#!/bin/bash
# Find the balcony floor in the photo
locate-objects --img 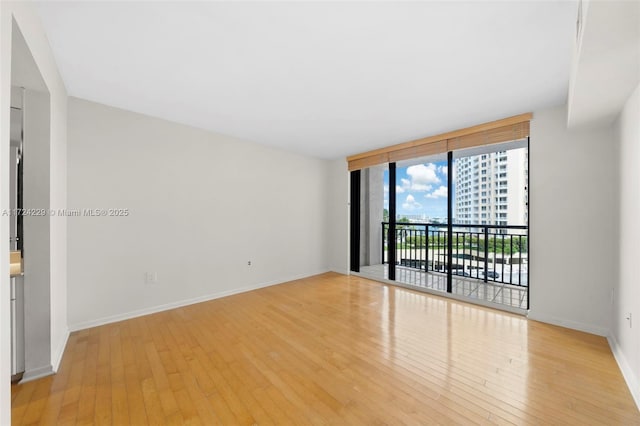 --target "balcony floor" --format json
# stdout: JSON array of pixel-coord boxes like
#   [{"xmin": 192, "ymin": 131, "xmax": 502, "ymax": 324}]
[{"xmin": 357, "ymin": 264, "xmax": 528, "ymax": 311}]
